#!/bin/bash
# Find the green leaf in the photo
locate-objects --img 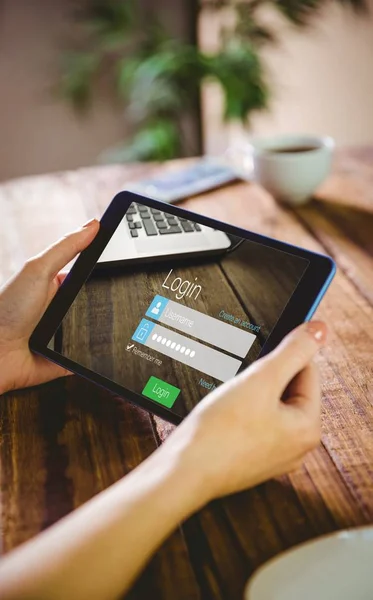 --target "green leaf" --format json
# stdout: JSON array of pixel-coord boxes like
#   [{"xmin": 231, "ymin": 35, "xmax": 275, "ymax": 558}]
[
  {"xmin": 118, "ymin": 44, "xmax": 205, "ymax": 122},
  {"xmin": 235, "ymin": 4, "xmax": 278, "ymax": 46},
  {"xmin": 274, "ymin": 0, "xmax": 325, "ymax": 26},
  {"xmin": 77, "ymin": 0, "xmax": 137, "ymax": 37},
  {"xmin": 58, "ymin": 52, "xmax": 101, "ymax": 109},
  {"xmin": 100, "ymin": 120, "xmax": 181, "ymax": 162},
  {"xmin": 273, "ymin": 0, "xmax": 367, "ymax": 25},
  {"xmin": 206, "ymin": 43, "xmax": 269, "ymax": 121},
  {"xmin": 117, "ymin": 56, "xmax": 143, "ymax": 99}
]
